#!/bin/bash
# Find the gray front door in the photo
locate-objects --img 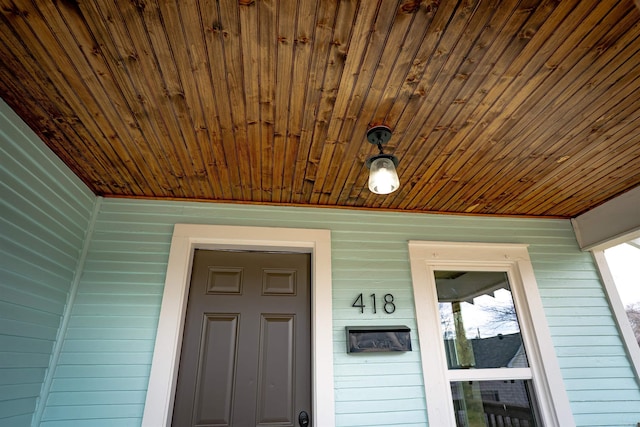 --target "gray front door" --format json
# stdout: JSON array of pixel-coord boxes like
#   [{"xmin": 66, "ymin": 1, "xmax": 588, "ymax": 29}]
[{"xmin": 172, "ymin": 250, "xmax": 311, "ymax": 427}]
